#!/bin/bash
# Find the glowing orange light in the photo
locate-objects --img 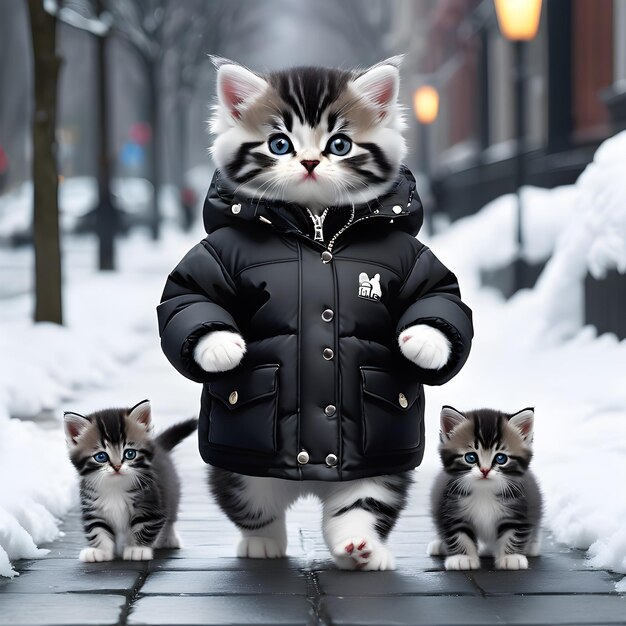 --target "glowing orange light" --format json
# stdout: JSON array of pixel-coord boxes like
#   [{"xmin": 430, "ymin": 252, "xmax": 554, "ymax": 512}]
[
  {"xmin": 413, "ymin": 86, "xmax": 439, "ymax": 125},
  {"xmin": 494, "ymin": 0, "xmax": 543, "ymax": 41}
]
